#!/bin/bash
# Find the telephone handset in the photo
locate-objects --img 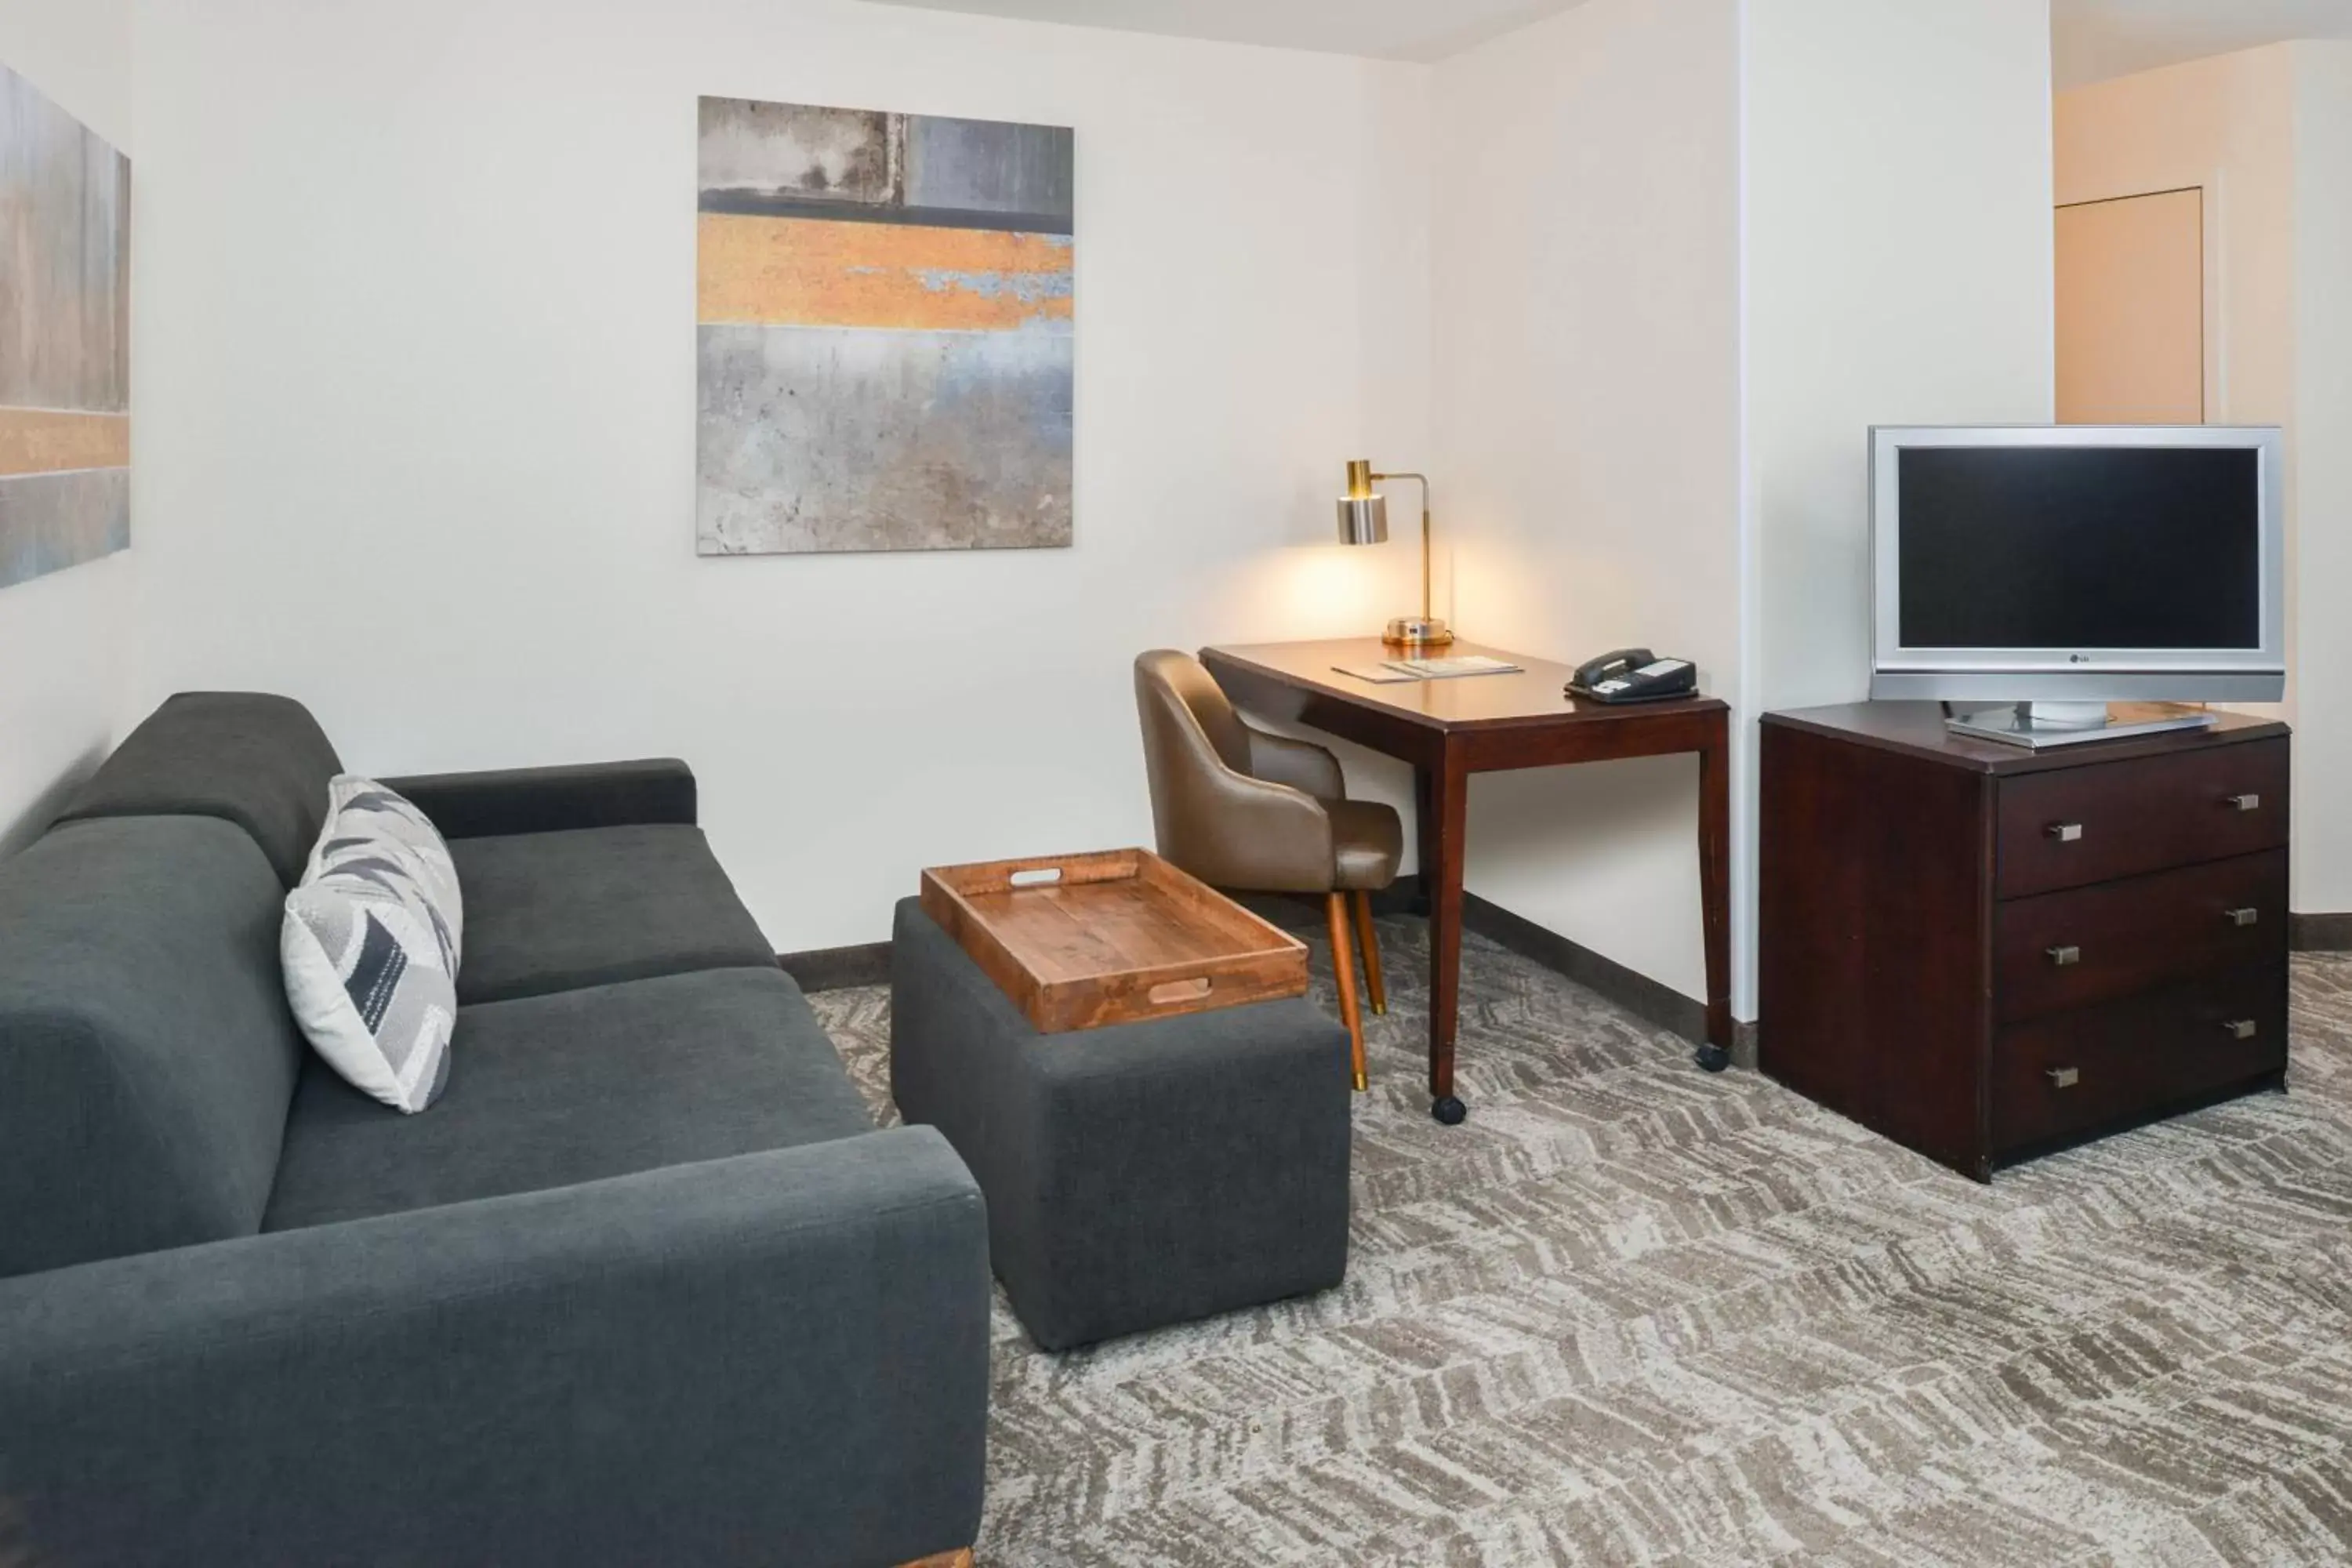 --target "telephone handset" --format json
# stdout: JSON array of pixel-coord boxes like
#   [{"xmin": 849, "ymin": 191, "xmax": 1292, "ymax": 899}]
[{"xmin": 1566, "ymin": 648, "xmax": 1699, "ymax": 704}]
